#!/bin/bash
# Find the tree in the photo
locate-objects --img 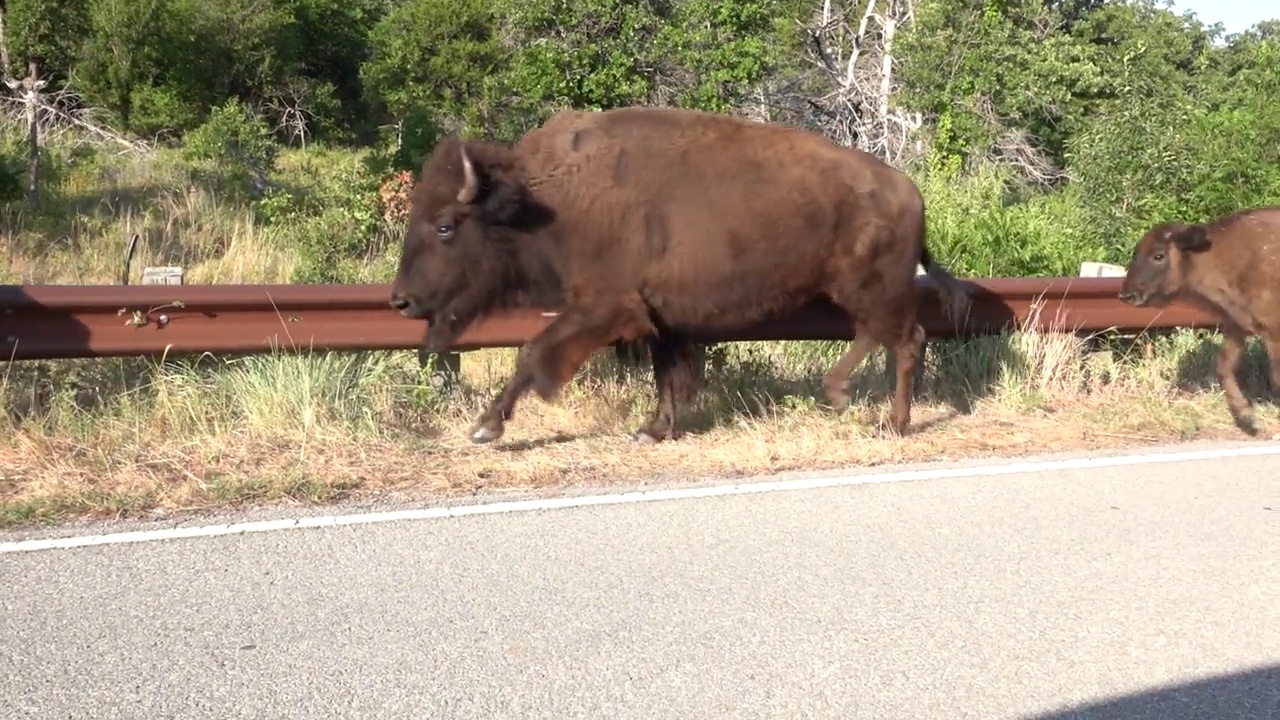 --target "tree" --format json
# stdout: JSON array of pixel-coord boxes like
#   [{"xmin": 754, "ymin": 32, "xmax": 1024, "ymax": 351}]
[
  {"xmin": 360, "ymin": 0, "xmax": 502, "ymax": 137},
  {"xmin": 76, "ymin": 0, "xmax": 170, "ymax": 132},
  {"xmin": 1065, "ymin": 32, "xmax": 1280, "ymax": 257},
  {"xmin": 3, "ymin": 0, "xmax": 89, "ymax": 84}
]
